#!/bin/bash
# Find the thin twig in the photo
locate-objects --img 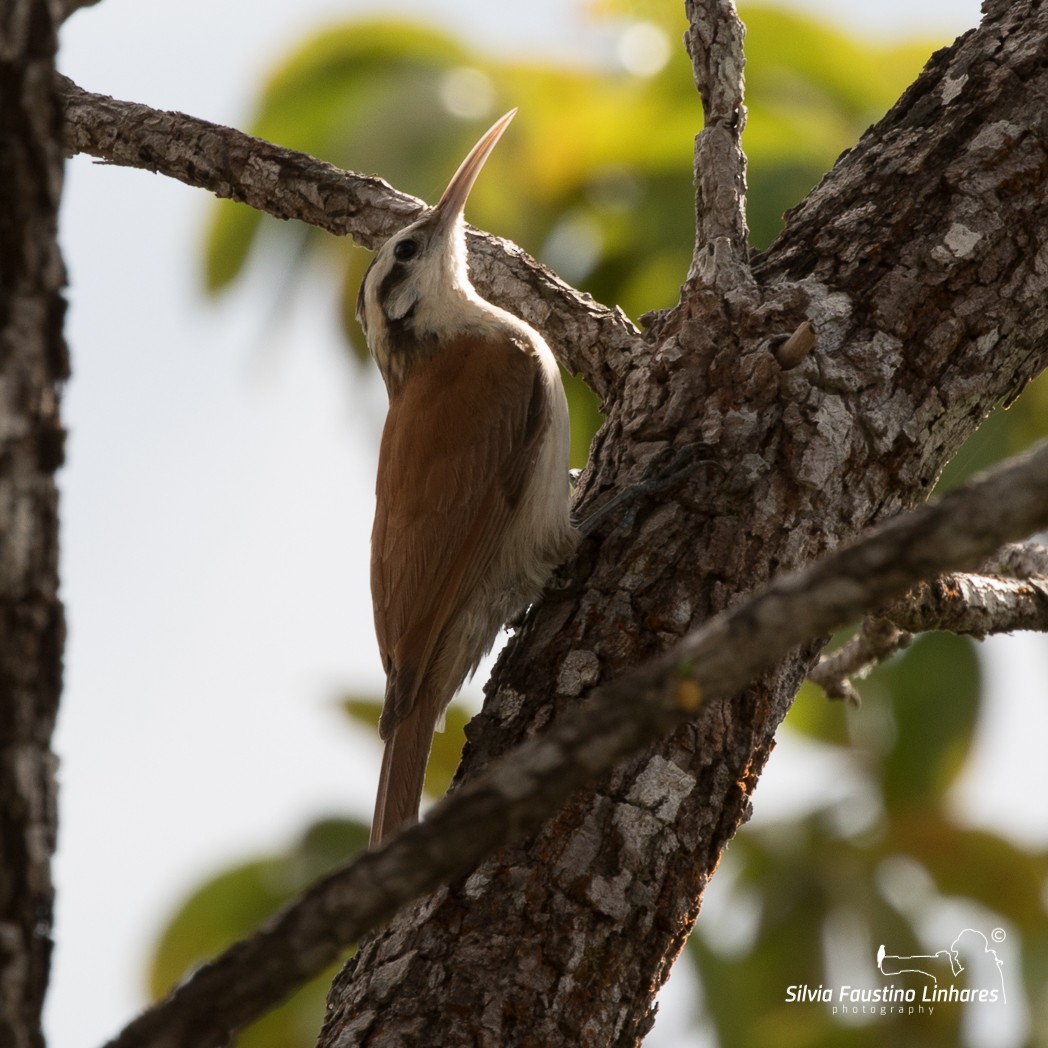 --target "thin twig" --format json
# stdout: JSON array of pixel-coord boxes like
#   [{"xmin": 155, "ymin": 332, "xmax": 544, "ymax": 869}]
[
  {"xmin": 810, "ymin": 567, "xmax": 1048, "ymax": 699},
  {"xmin": 683, "ymin": 0, "xmax": 751, "ymax": 284},
  {"xmin": 809, "ymin": 616, "xmax": 910, "ymax": 703}
]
